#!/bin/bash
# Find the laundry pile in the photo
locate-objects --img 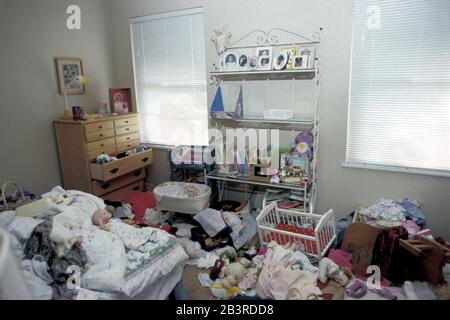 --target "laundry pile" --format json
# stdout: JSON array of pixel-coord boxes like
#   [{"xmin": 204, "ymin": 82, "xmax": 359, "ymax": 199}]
[{"xmin": 357, "ymin": 198, "xmax": 426, "ymax": 232}]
